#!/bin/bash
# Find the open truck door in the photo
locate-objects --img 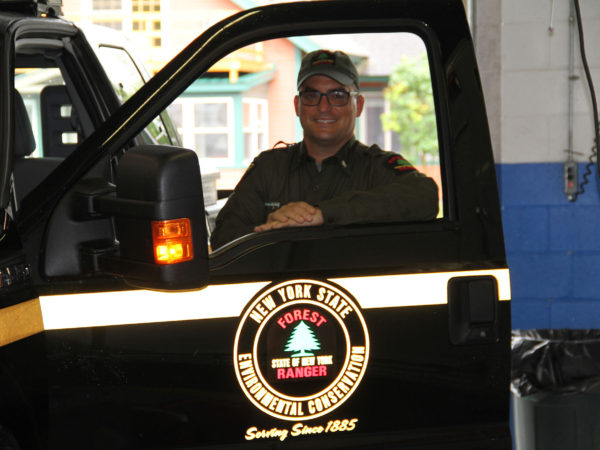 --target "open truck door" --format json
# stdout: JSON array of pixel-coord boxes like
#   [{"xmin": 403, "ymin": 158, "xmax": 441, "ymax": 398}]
[{"xmin": 0, "ymin": 1, "xmax": 511, "ymax": 448}]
